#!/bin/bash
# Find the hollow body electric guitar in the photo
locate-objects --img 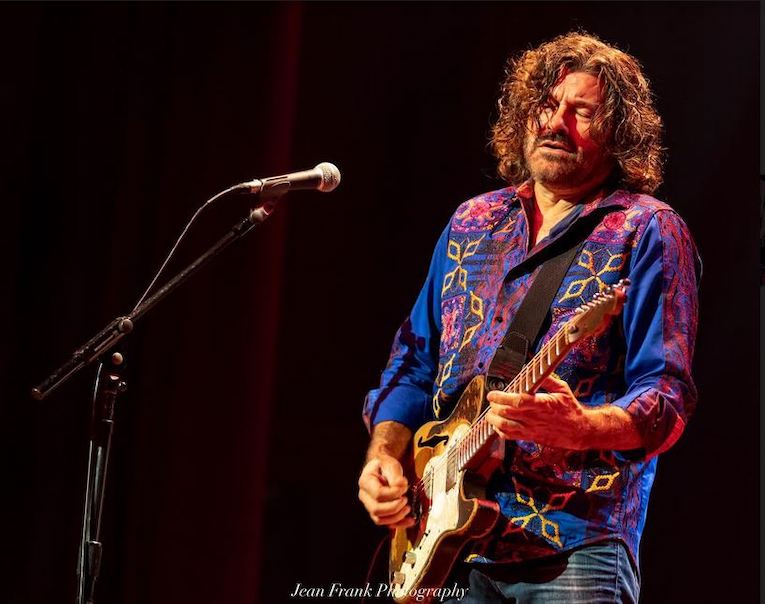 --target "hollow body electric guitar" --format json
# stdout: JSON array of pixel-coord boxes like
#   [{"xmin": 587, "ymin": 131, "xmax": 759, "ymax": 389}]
[{"xmin": 388, "ymin": 280, "xmax": 630, "ymax": 603}]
